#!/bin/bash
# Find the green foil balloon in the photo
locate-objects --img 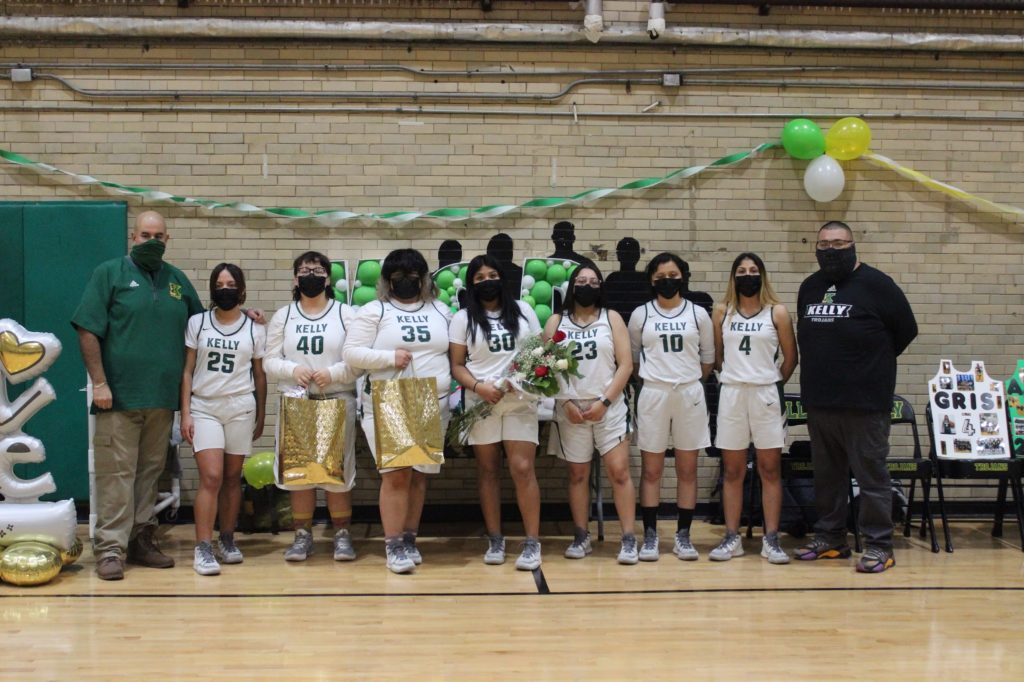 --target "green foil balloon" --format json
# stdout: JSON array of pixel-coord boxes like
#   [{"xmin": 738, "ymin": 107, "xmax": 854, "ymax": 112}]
[
  {"xmin": 330, "ymin": 262, "xmax": 345, "ymax": 284},
  {"xmin": 435, "ymin": 270, "xmax": 456, "ymax": 291},
  {"xmin": 534, "ymin": 304, "xmax": 552, "ymax": 326},
  {"xmin": 242, "ymin": 451, "xmax": 276, "ymax": 490},
  {"xmin": 546, "ymin": 264, "xmax": 568, "ymax": 286}
]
